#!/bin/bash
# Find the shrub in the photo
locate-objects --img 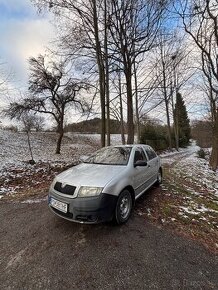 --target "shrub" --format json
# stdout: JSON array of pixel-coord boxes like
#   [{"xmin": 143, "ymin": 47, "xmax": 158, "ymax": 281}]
[
  {"xmin": 2, "ymin": 125, "xmax": 18, "ymax": 132},
  {"xmin": 197, "ymin": 148, "xmax": 206, "ymax": 159},
  {"xmin": 140, "ymin": 123, "xmax": 169, "ymax": 151}
]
